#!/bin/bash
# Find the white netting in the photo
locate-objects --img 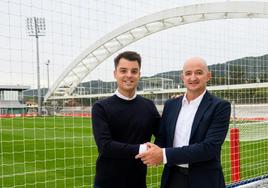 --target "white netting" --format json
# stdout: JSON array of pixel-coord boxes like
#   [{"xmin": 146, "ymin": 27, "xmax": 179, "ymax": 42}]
[{"xmin": 0, "ymin": 0, "xmax": 268, "ymax": 187}]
